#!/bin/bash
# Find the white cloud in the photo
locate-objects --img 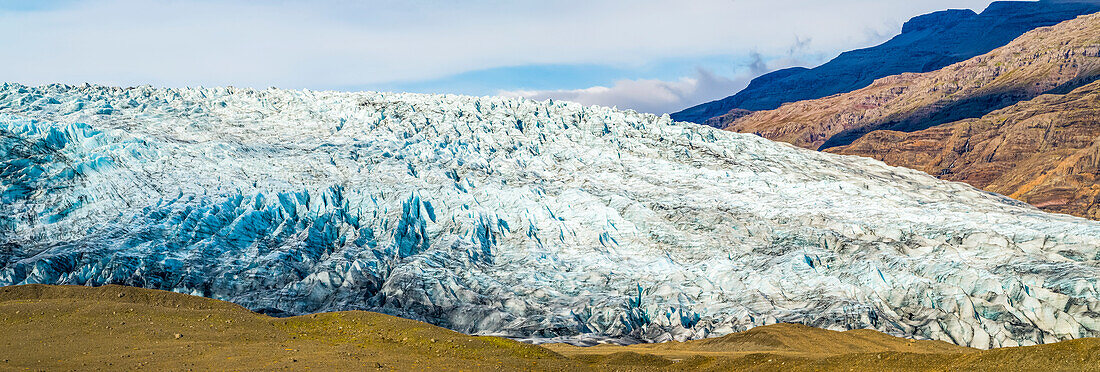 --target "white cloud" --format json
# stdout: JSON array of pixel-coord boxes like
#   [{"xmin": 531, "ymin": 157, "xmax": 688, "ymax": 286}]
[
  {"xmin": 0, "ymin": 0, "xmax": 996, "ymax": 90},
  {"xmin": 499, "ymin": 49, "xmax": 823, "ymax": 114},
  {"xmin": 499, "ymin": 69, "xmax": 737, "ymax": 114}
]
